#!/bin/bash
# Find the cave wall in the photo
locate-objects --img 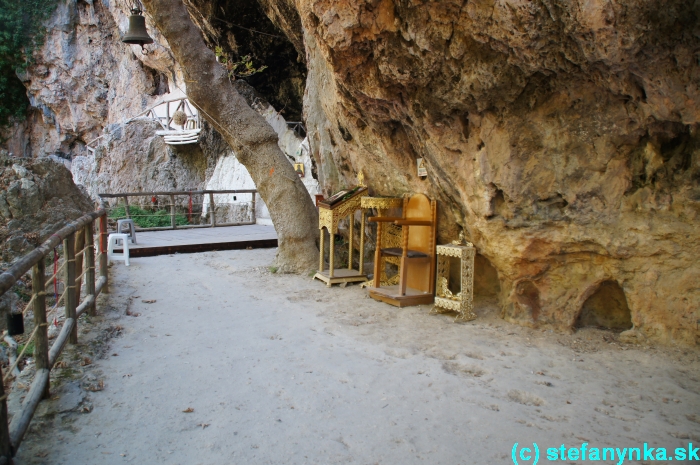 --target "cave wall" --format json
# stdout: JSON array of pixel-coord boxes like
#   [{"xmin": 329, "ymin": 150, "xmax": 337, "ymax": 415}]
[
  {"xmin": 183, "ymin": 0, "xmax": 308, "ymax": 121},
  {"xmin": 6, "ymin": 0, "xmax": 699, "ymax": 345},
  {"xmin": 272, "ymin": 0, "xmax": 700, "ymax": 345}
]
